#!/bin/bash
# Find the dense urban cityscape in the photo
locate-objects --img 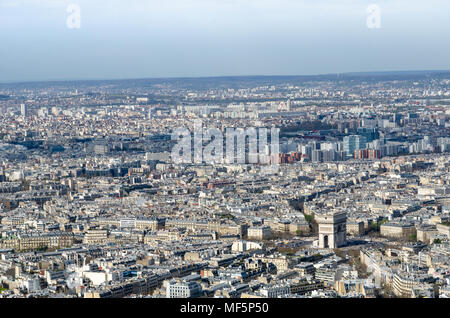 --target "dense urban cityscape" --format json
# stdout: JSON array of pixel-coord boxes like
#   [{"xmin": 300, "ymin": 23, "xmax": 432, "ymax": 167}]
[{"xmin": 0, "ymin": 71, "xmax": 449, "ymax": 299}]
